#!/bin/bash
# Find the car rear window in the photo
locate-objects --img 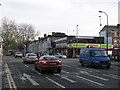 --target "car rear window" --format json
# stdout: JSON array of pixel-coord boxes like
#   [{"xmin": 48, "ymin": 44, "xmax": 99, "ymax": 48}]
[{"xmin": 44, "ymin": 57, "xmax": 58, "ymax": 61}]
